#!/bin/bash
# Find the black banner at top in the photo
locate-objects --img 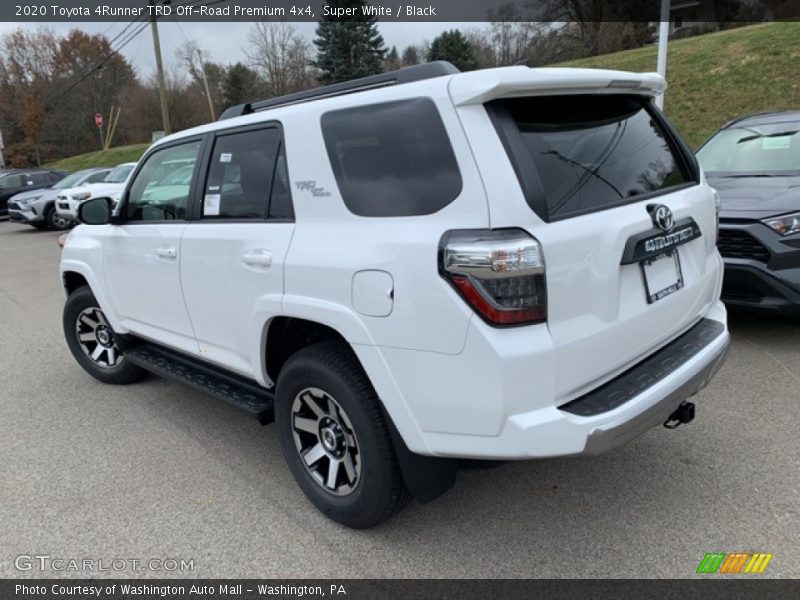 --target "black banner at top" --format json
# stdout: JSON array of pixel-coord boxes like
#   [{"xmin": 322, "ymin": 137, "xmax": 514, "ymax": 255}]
[{"xmin": 3, "ymin": 0, "xmax": 800, "ymax": 22}]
